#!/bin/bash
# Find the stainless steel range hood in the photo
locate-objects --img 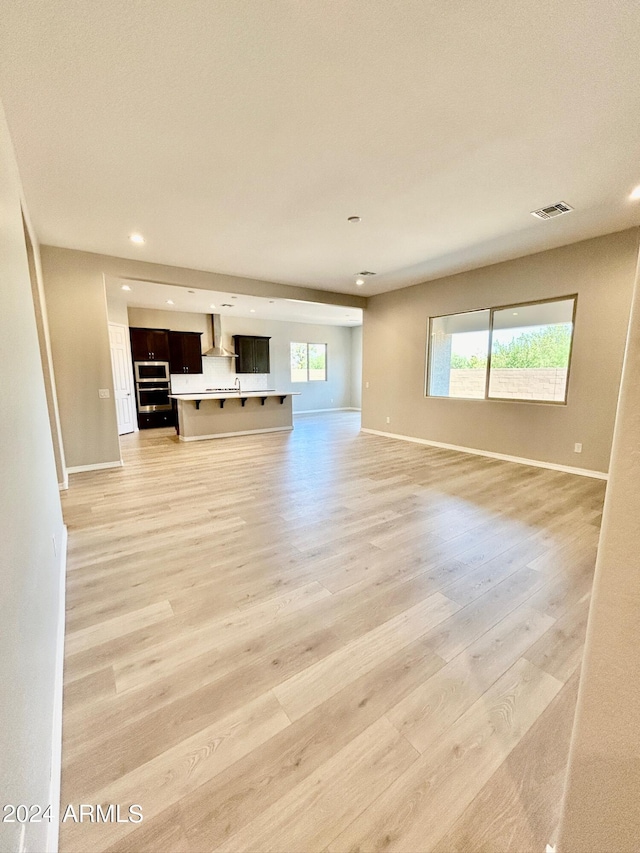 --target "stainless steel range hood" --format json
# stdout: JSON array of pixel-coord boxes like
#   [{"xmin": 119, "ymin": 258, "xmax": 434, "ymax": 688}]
[{"xmin": 203, "ymin": 314, "xmax": 237, "ymax": 358}]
